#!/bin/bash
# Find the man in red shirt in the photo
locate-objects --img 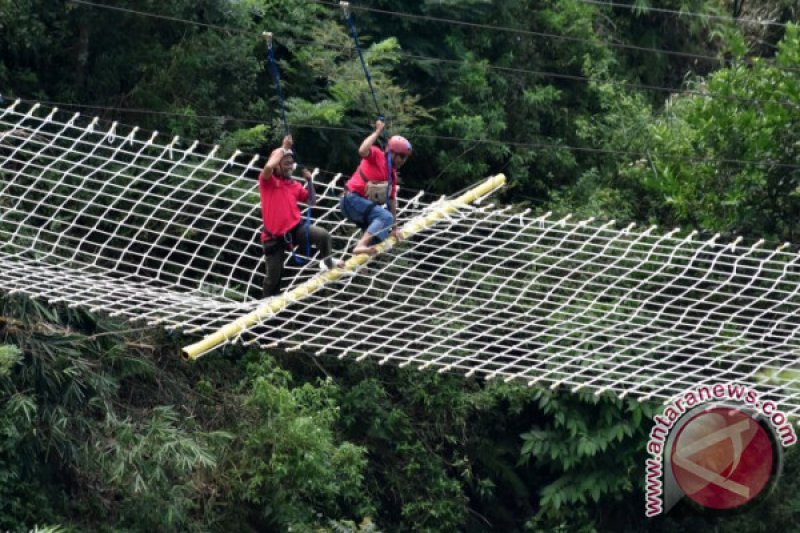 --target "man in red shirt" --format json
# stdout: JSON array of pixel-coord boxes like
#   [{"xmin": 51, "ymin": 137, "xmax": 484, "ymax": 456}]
[
  {"xmin": 260, "ymin": 135, "xmax": 340, "ymax": 296},
  {"xmin": 340, "ymin": 119, "xmax": 411, "ymax": 255}
]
